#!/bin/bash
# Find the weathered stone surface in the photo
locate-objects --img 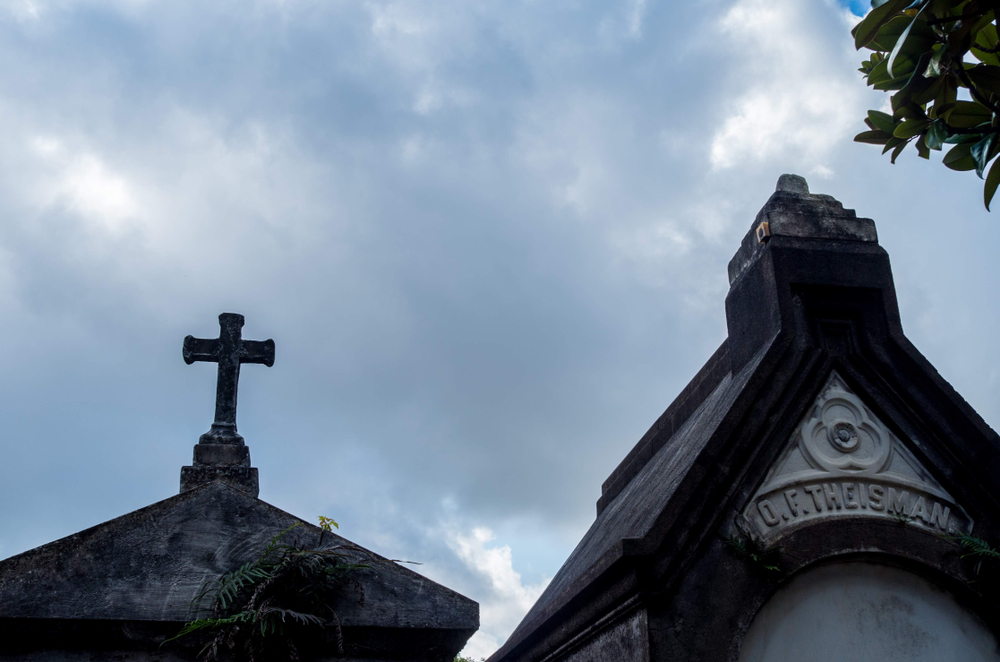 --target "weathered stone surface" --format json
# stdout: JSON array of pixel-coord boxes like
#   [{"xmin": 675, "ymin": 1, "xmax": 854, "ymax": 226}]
[
  {"xmin": 727, "ymin": 175, "xmax": 877, "ymax": 286},
  {"xmin": 490, "ymin": 176, "xmax": 1000, "ymax": 662},
  {"xmin": 561, "ymin": 609, "xmax": 648, "ymax": 662},
  {"xmin": 0, "ymin": 482, "xmax": 476, "ymax": 622},
  {"xmin": 0, "ymin": 468, "xmax": 477, "ymax": 659}
]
